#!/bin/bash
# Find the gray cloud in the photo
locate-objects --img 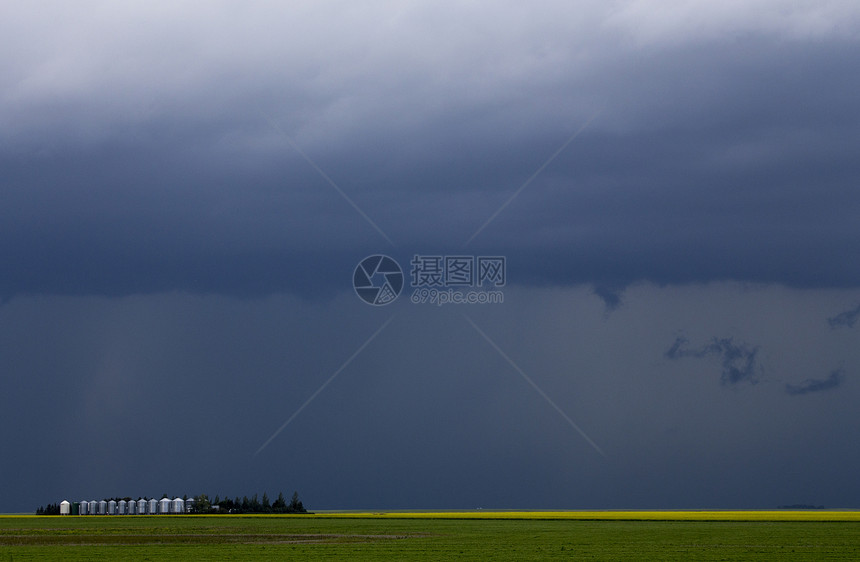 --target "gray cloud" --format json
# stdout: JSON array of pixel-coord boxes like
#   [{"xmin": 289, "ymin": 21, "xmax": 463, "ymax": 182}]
[
  {"xmin": 785, "ymin": 369, "xmax": 844, "ymax": 396},
  {"xmin": 1, "ymin": 4, "xmax": 860, "ymax": 300},
  {"xmin": 592, "ymin": 284, "xmax": 625, "ymax": 311},
  {"xmin": 3, "ymin": 1, "xmax": 860, "ymax": 515},
  {"xmin": 828, "ymin": 304, "xmax": 860, "ymax": 329},
  {"xmin": 665, "ymin": 336, "xmax": 760, "ymax": 385}
]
